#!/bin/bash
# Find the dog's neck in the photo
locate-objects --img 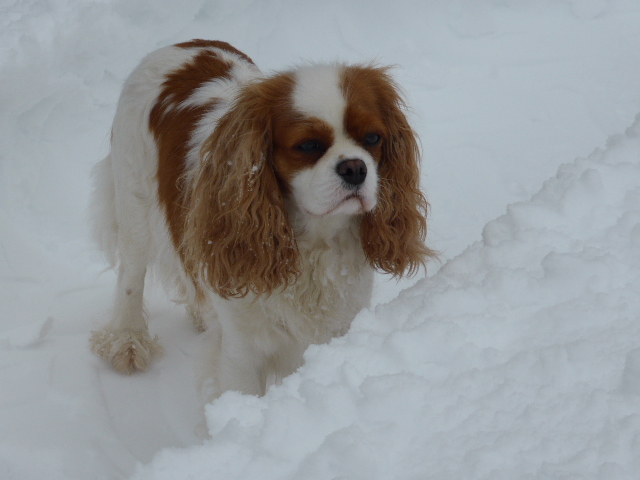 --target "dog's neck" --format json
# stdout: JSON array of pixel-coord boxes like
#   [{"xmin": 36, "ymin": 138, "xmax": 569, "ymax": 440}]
[{"xmin": 287, "ymin": 202, "xmax": 362, "ymax": 247}]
